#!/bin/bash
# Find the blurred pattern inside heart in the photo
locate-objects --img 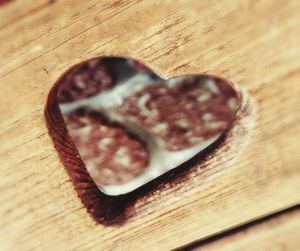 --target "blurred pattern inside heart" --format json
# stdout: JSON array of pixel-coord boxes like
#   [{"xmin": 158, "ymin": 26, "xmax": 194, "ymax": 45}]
[{"xmin": 58, "ymin": 57, "xmax": 239, "ymax": 195}]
